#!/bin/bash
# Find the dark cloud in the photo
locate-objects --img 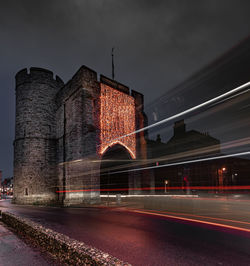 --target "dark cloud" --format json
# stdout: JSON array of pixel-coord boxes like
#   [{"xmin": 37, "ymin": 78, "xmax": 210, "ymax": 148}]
[{"xmin": 0, "ymin": 0, "xmax": 250, "ymax": 177}]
